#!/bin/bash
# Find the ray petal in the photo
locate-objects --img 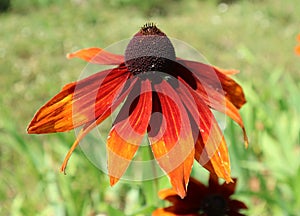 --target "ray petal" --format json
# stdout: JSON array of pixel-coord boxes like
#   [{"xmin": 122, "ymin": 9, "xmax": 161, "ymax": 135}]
[
  {"xmin": 193, "ymin": 76, "xmax": 248, "ymax": 147},
  {"xmin": 27, "ymin": 65, "xmax": 130, "ymax": 134},
  {"xmin": 59, "ymin": 77, "xmax": 137, "ymax": 173},
  {"xmin": 67, "ymin": 47, "xmax": 125, "ymax": 65},
  {"xmin": 177, "ymin": 59, "xmax": 248, "ymax": 146},
  {"xmin": 178, "ymin": 59, "xmax": 246, "ymax": 109},
  {"xmin": 177, "ymin": 78, "xmax": 232, "ymax": 182},
  {"xmin": 148, "ymin": 80, "xmax": 195, "ymax": 198},
  {"xmin": 107, "ymin": 79, "xmax": 152, "ymax": 185}
]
